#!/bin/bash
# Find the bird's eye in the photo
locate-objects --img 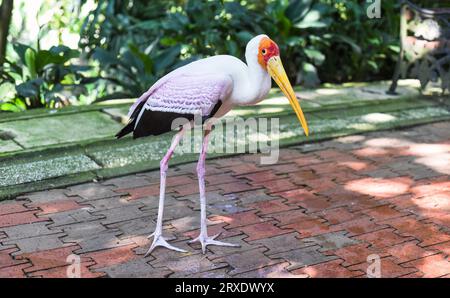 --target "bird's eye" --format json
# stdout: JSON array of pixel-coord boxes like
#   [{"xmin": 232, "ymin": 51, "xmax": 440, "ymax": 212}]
[{"xmin": 262, "ymin": 49, "xmax": 267, "ymax": 55}]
